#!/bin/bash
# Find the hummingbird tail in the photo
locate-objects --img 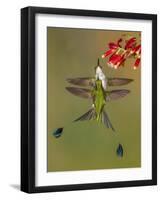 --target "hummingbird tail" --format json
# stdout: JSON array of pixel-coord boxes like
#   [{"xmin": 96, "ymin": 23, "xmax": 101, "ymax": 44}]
[
  {"xmin": 74, "ymin": 108, "xmax": 96, "ymax": 122},
  {"xmin": 102, "ymin": 110, "xmax": 115, "ymax": 132}
]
